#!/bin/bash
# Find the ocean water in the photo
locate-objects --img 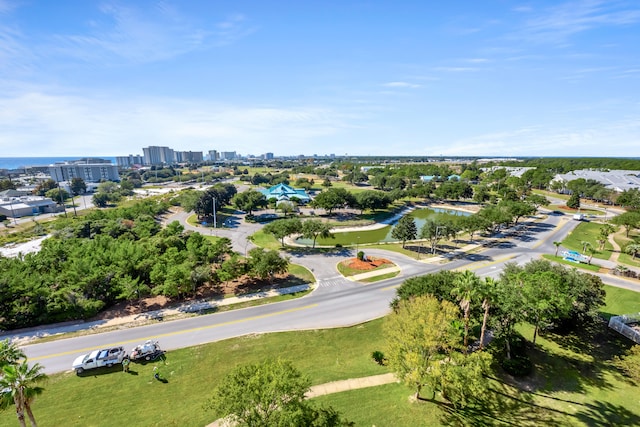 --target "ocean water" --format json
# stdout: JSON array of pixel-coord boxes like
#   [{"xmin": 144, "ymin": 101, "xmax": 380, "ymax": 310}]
[{"xmin": 0, "ymin": 157, "xmax": 117, "ymax": 170}]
